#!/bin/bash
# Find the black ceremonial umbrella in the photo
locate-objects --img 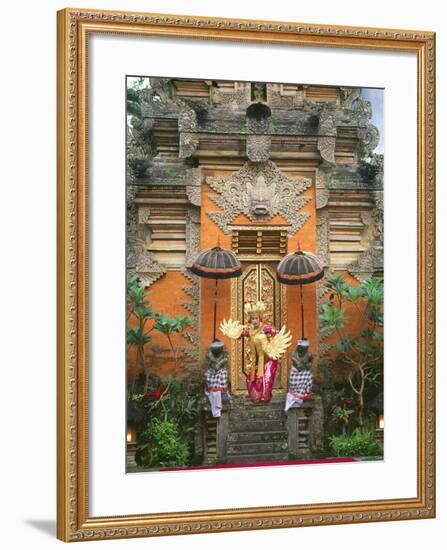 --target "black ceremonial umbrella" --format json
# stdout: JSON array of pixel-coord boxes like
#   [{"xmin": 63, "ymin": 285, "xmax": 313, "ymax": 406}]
[
  {"xmin": 277, "ymin": 248, "xmax": 324, "ymax": 340},
  {"xmin": 191, "ymin": 246, "xmax": 242, "ymax": 342}
]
